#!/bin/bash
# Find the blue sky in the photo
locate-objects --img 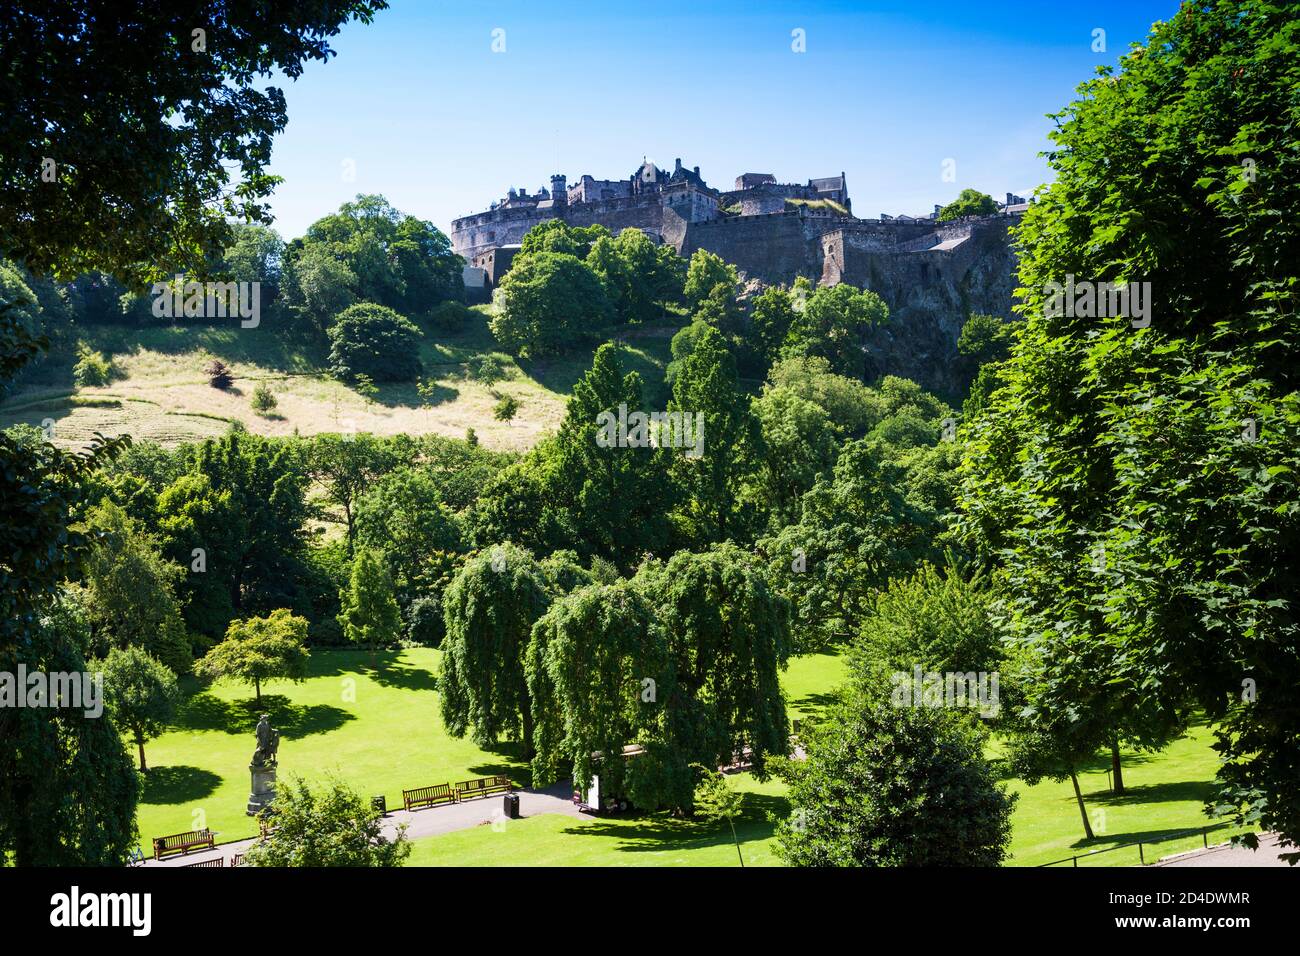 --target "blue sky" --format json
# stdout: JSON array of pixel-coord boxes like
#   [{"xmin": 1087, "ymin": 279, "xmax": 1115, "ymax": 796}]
[{"xmin": 263, "ymin": 0, "xmax": 1180, "ymax": 239}]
